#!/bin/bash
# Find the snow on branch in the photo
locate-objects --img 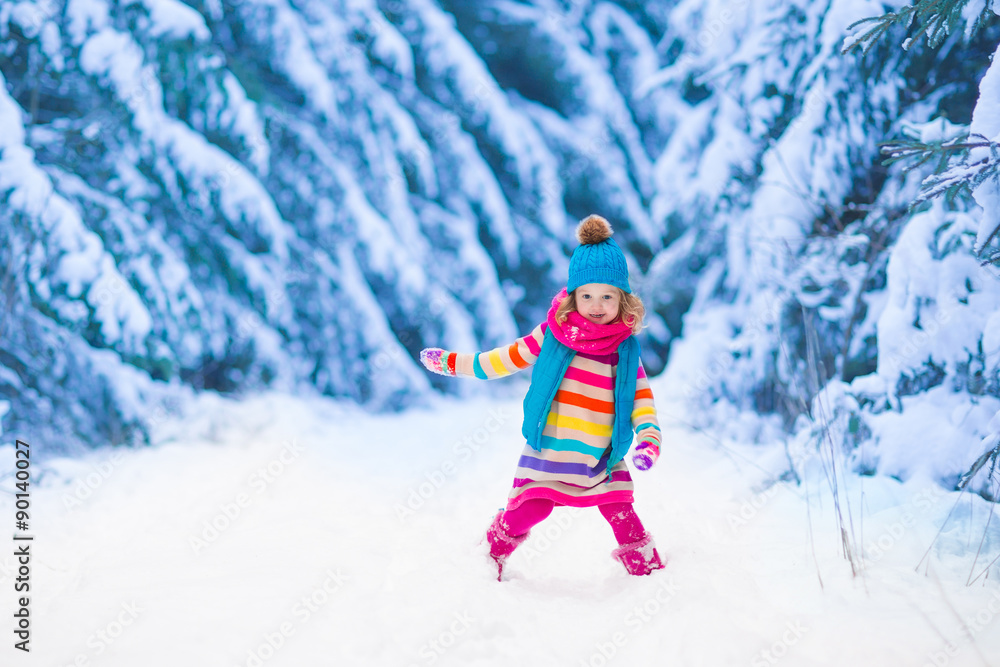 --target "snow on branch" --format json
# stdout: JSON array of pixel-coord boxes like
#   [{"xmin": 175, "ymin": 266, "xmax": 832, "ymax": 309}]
[
  {"xmin": 880, "ymin": 131, "xmax": 1000, "ymax": 262},
  {"xmin": 842, "ymin": 0, "xmax": 996, "ymax": 55}
]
